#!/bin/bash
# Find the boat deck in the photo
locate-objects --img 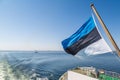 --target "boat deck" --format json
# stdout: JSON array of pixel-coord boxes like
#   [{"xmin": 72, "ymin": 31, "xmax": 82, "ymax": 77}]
[{"xmin": 59, "ymin": 67, "xmax": 120, "ymax": 80}]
